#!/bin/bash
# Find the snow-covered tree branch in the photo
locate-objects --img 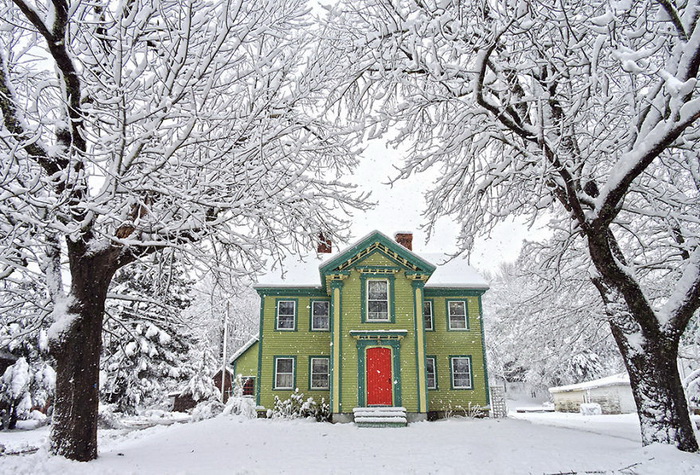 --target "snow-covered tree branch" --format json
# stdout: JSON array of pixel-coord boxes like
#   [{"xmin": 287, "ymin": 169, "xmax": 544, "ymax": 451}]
[
  {"xmin": 328, "ymin": 0, "xmax": 700, "ymax": 451},
  {"xmin": 0, "ymin": 0, "xmax": 367, "ymax": 461}
]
